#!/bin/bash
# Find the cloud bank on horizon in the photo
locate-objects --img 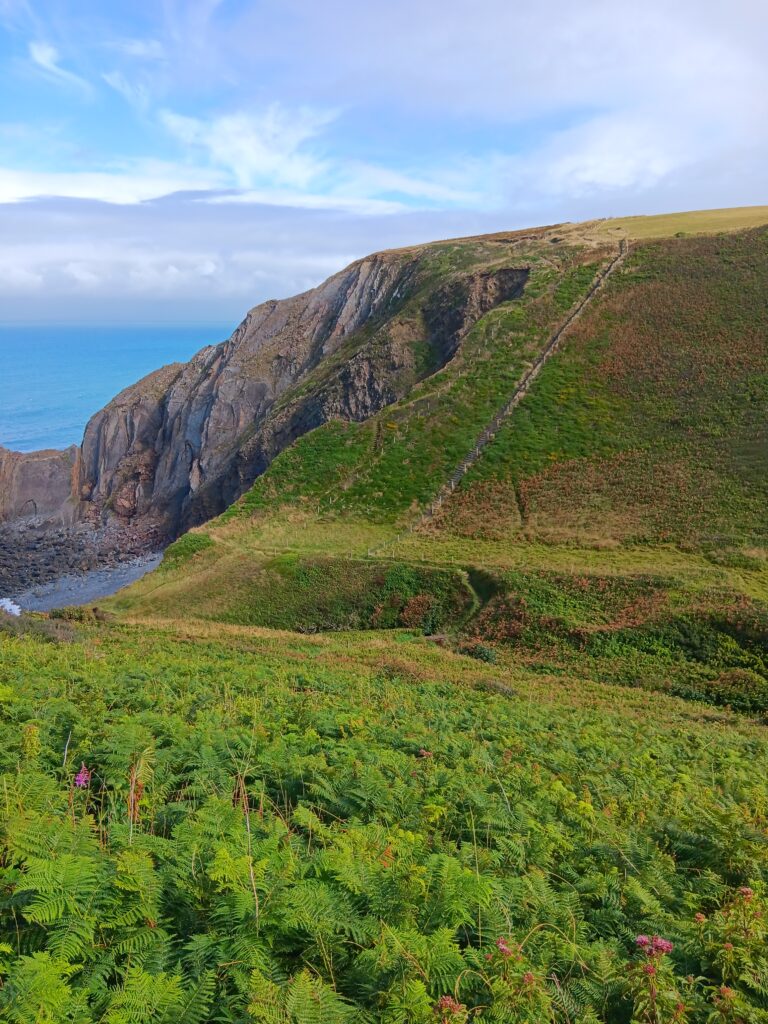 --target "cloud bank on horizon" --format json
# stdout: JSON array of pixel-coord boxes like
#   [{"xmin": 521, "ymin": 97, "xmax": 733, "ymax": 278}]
[{"xmin": 0, "ymin": 0, "xmax": 765, "ymax": 321}]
